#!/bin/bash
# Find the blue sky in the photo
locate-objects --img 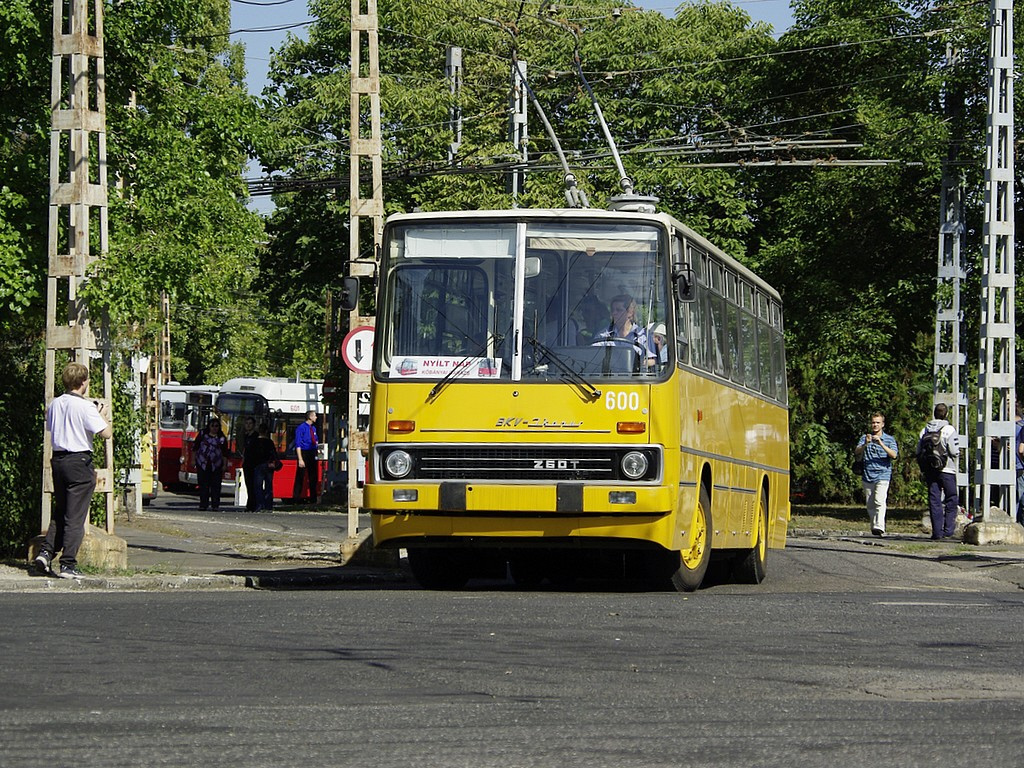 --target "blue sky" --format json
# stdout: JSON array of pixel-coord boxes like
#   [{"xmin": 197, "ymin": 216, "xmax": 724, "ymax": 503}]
[{"xmin": 231, "ymin": 0, "xmax": 796, "ymax": 96}]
